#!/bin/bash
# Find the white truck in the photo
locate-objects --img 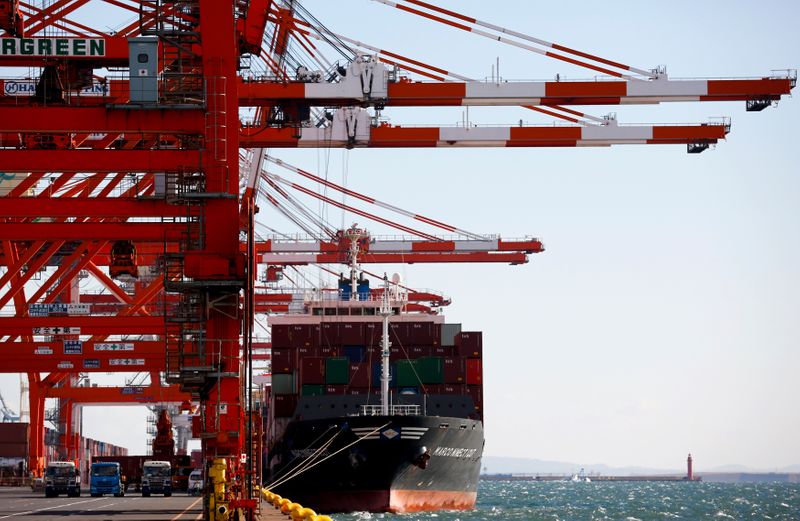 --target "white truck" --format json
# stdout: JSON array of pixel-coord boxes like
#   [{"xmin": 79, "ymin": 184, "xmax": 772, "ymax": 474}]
[
  {"xmin": 141, "ymin": 460, "xmax": 172, "ymax": 497},
  {"xmin": 44, "ymin": 461, "xmax": 80, "ymax": 497}
]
